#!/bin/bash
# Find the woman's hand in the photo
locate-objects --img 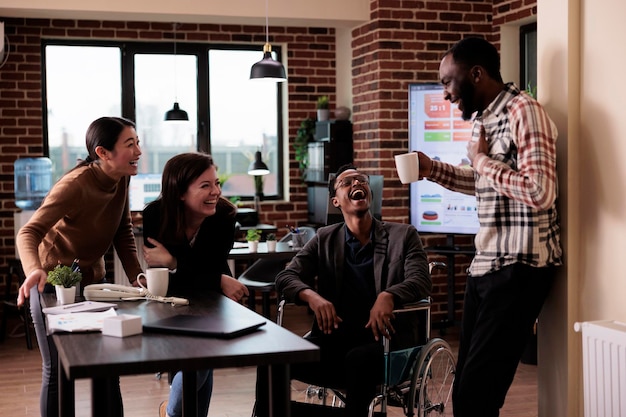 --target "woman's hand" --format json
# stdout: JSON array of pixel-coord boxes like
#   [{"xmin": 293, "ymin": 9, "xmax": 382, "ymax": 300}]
[
  {"xmin": 220, "ymin": 275, "xmax": 249, "ymax": 302},
  {"xmin": 143, "ymin": 237, "xmax": 176, "ymax": 270},
  {"xmin": 17, "ymin": 268, "xmax": 48, "ymax": 307}
]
